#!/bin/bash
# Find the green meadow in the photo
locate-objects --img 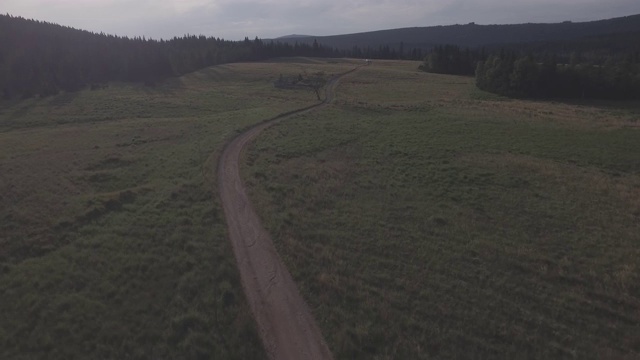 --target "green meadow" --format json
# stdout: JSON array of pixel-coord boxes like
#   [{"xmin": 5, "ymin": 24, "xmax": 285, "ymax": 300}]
[
  {"xmin": 243, "ymin": 60, "xmax": 640, "ymax": 359},
  {"xmin": 0, "ymin": 59, "xmax": 358, "ymax": 359},
  {"xmin": 2, "ymin": 57, "xmax": 639, "ymax": 359}
]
